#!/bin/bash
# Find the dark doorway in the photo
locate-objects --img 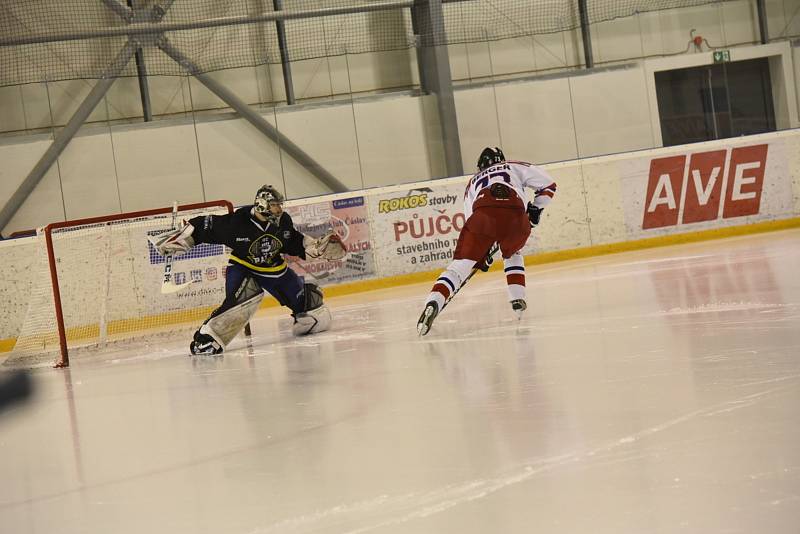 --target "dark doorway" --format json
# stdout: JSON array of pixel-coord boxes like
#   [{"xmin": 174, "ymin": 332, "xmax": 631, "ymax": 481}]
[{"xmin": 655, "ymin": 57, "xmax": 776, "ymax": 147}]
